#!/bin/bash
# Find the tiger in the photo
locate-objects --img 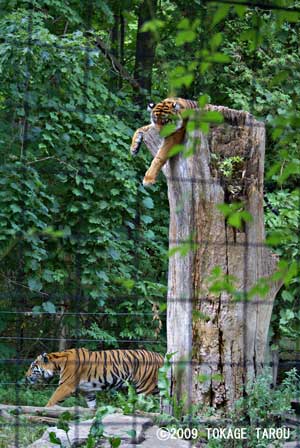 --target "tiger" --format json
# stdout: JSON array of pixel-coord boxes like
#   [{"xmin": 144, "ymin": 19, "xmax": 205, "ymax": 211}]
[
  {"xmin": 130, "ymin": 98, "xmax": 198, "ymax": 186},
  {"xmin": 26, "ymin": 348, "xmax": 164, "ymax": 409}
]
